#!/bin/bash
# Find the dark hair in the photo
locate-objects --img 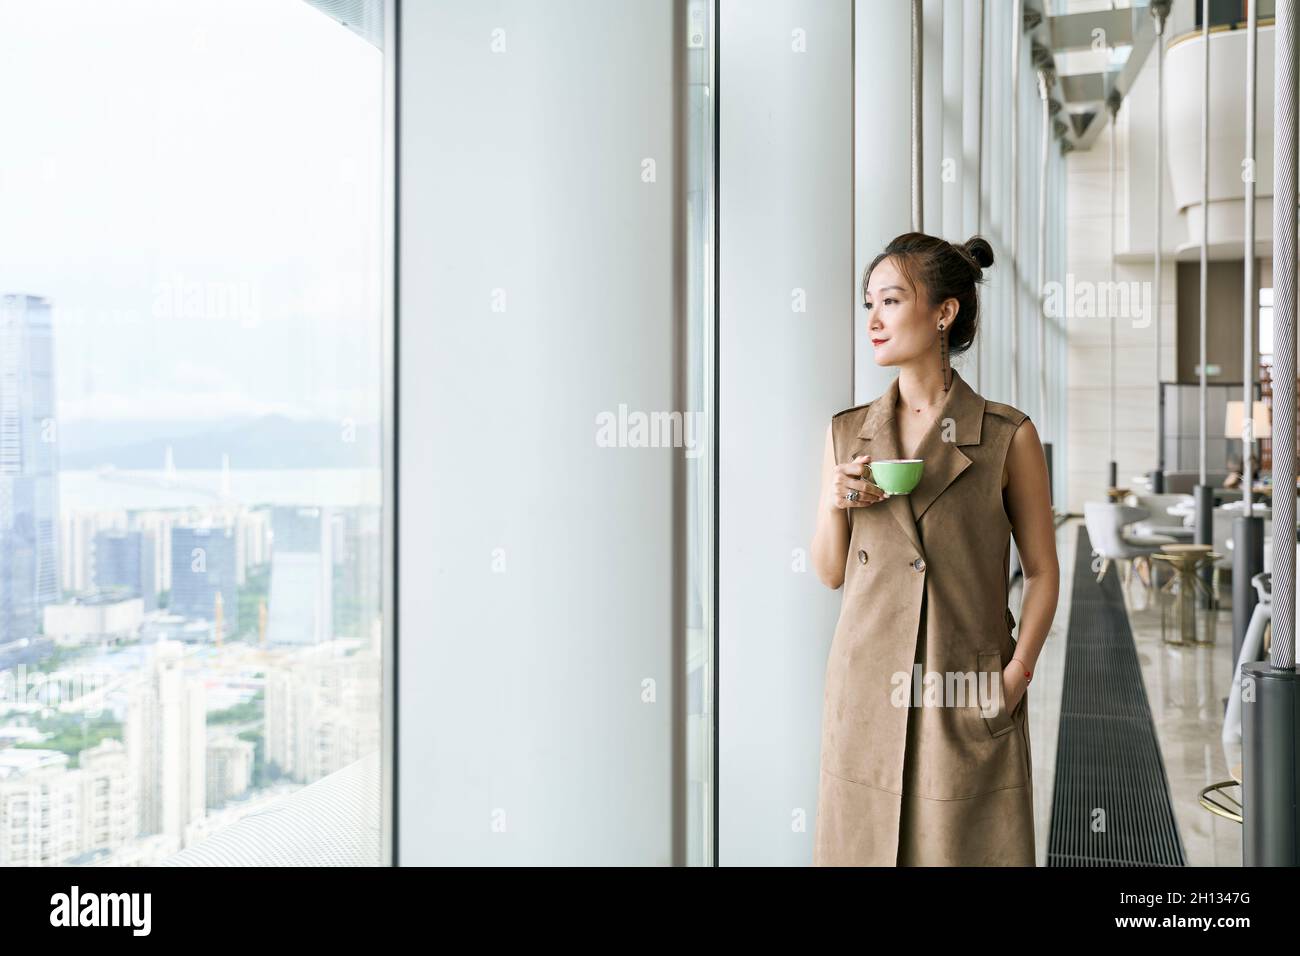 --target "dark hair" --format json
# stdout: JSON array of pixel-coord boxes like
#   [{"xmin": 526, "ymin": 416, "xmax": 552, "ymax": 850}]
[{"xmin": 861, "ymin": 232, "xmax": 994, "ymax": 357}]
